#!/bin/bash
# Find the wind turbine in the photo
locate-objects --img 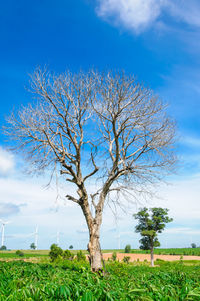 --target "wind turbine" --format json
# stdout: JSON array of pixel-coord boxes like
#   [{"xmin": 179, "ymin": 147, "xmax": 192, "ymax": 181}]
[
  {"xmin": 0, "ymin": 219, "xmax": 11, "ymax": 248},
  {"xmin": 34, "ymin": 226, "xmax": 38, "ymax": 250},
  {"xmin": 56, "ymin": 230, "xmax": 60, "ymax": 245},
  {"xmin": 117, "ymin": 231, "xmax": 121, "ymax": 250},
  {"xmin": 54, "ymin": 230, "xmax": 65, "ymax": 246}
]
